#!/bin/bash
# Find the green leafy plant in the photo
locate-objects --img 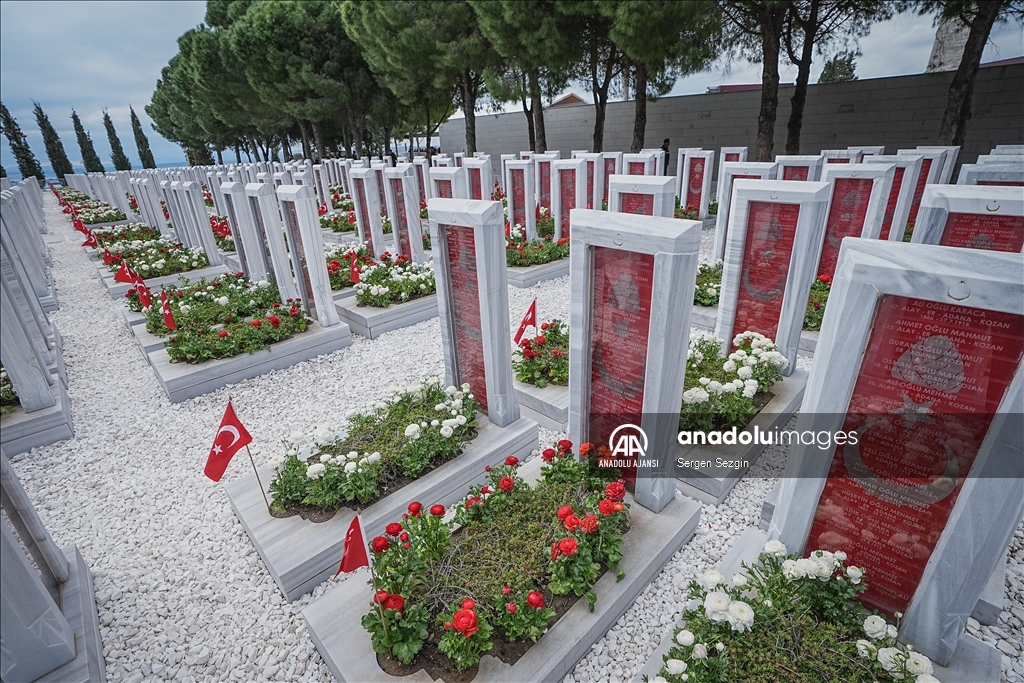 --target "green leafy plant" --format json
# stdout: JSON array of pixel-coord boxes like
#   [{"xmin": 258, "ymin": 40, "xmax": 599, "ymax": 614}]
[
  {"xmin": 512, "ymin": 319, "xmax": 568, "ymax": 387},
  {"xmin": 803, "ymin": 275, "xmax": 832, "ymax": 331},
  {"xmin": 0, "ymin": 364, "xmax": 18, "ymax": 415},
  {"xmin": 325, "ymin": 242, "xmax": 370, "ymax": 291},
  {"xmin": 694, "ymin": 260, "xmax": 723, "ymax": 307},
  {"xmin": 361, "ymin": 595, "xmax": 430, "ymax": 665},
  {"xmin": 708, "ymin": 197, "xmax": 719, "ymax": 215},
  {"xmin": 493, "ymin": 589, "xmax": 556, "ymax": 643},
  {"xmin": 353, "ymin": 253, "xmax": 435, "ymax": 308},
  {"xmin": 506, "ymin": 221, "xmax": 570, "ymax": 267},
  {"xmin": 437, "ymin": 600, "xmax": 494, "ymax": 671}
]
